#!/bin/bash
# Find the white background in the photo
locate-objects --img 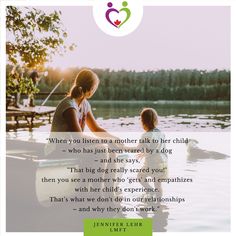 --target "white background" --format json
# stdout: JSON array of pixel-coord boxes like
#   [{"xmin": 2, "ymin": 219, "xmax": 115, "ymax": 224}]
[{"xmin": 0, "ymin": 0, "xmax": 235, "ymax": 235}]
